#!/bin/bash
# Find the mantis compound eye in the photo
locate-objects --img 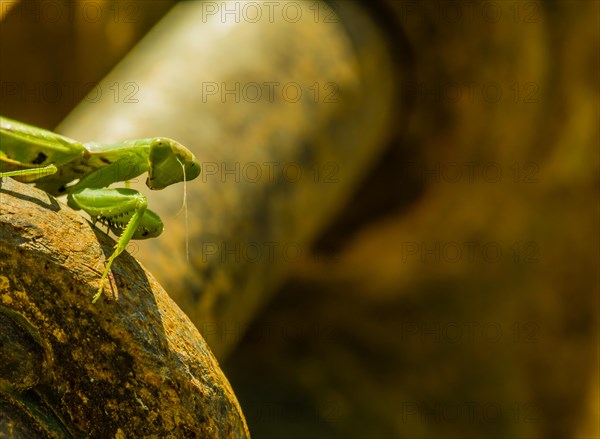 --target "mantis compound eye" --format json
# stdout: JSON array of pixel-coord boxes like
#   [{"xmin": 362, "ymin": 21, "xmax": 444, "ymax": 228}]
[
  {"xmin": 146, "ymin": 138, "xmax": 200, "ymax": 190},
  {"xmin": 185, "ymin": 159, "xmax": 201, "ymax": 181}
]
